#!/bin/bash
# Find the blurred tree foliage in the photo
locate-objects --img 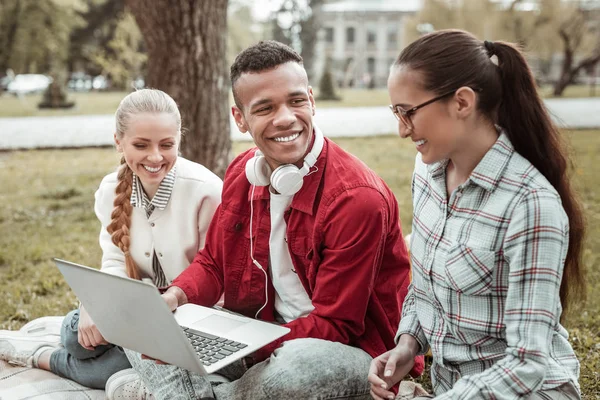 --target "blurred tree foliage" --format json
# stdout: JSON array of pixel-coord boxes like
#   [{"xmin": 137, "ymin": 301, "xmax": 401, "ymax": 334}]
[
  {"xmin": 228, "ymin": 1, "xmax": 261, "ymax": 64},
  {"xmin": 270, "ymin": 0, "xmax": 325, "ymax": 81},
  {"xmin": 0, "ymin": 0, "xmax": 265, "ymax": 90},
  {"xmin": 405, "ymin": 0, "xmax": 600, "ymax": 96},
  {"xmin": 0, "ymin": 0, "xmax": 85, "ymax": 74},
  {"xmin": 88, "ymin": 12, "xmax": 145, "ymax": 89}
]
